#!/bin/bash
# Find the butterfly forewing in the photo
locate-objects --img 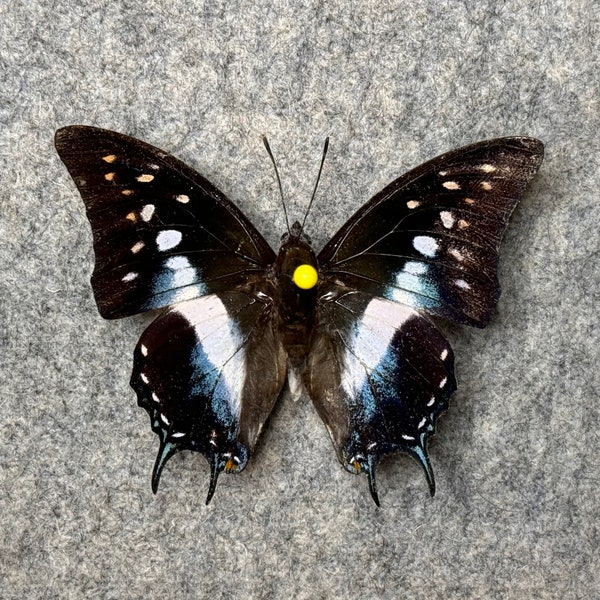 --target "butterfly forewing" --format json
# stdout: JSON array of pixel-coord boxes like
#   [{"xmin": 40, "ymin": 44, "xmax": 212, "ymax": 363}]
[
  {"xmin": 55, "ymin": 126, "xmax": 275, "ymax": 318},
  {"xmin": 319, "ymin": 138, "xmax": 544, "ymax": 326}
]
